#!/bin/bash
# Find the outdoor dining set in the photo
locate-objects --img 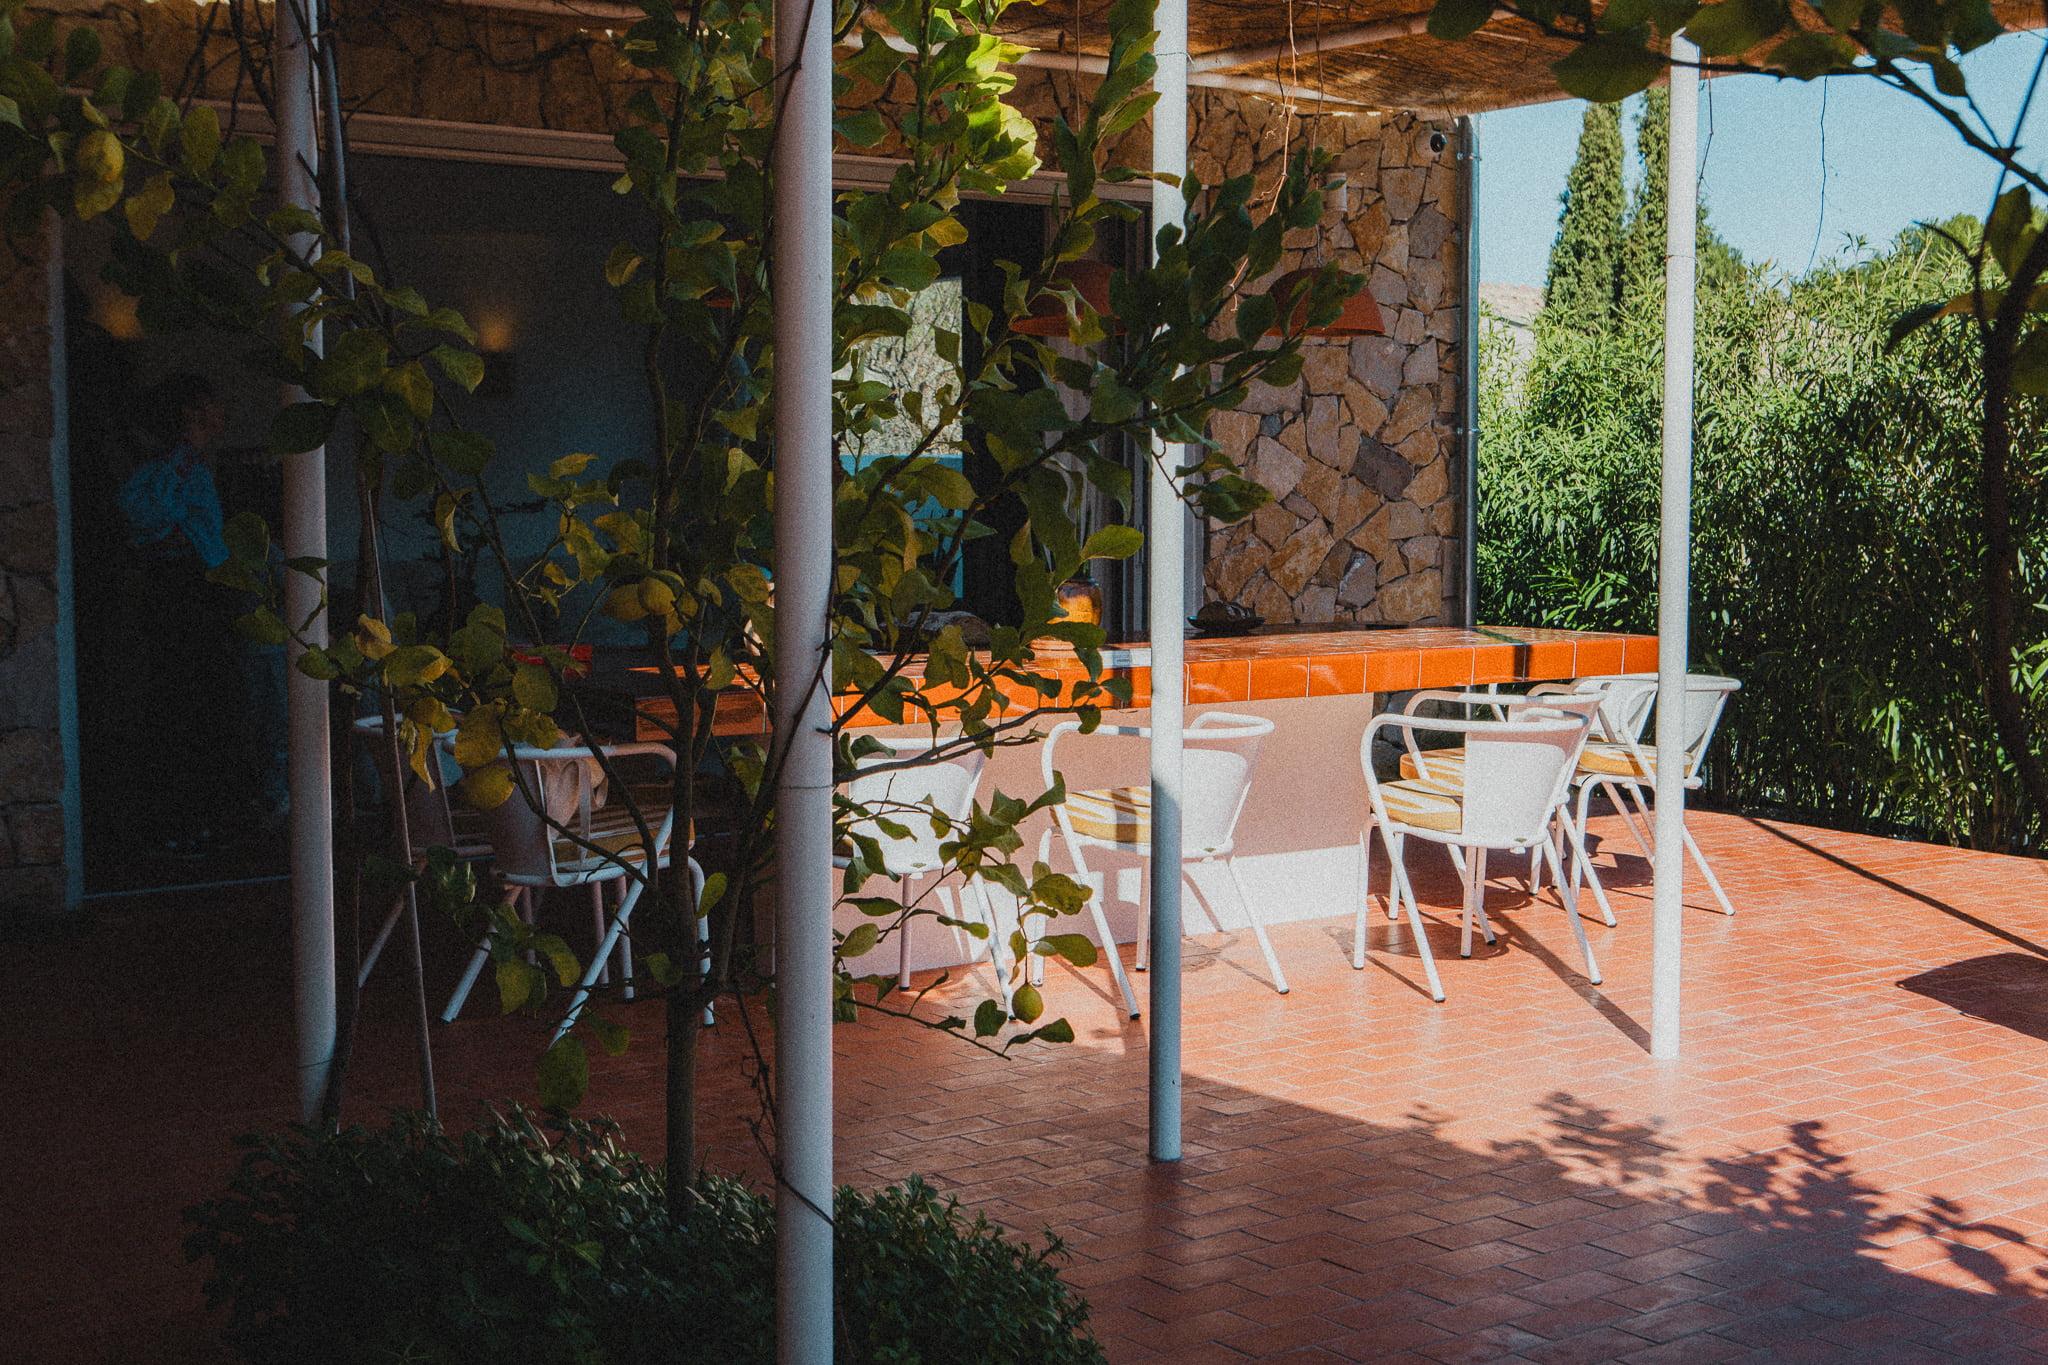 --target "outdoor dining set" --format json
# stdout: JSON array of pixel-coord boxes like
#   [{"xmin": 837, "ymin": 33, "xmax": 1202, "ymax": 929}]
[{"xmin": 357, "ymin": 661, "xmax": 1742, "ymax": 1033}]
